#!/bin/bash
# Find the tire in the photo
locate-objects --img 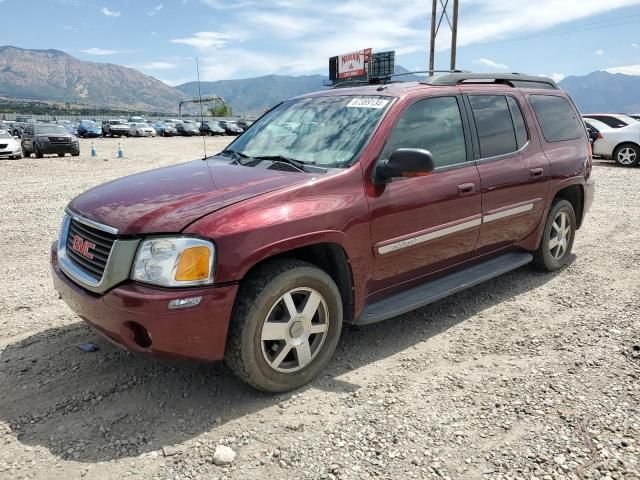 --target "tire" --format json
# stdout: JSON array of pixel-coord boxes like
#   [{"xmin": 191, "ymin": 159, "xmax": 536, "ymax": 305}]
[
  {"xmin": 533, "ymin": 199, "xmax": 576, "ymax": 272},
  {"xmin": 613, "ymin": 143, "xmax": 640, "ymax": 167},
  {"xmin": 35, "ymin": 145, "xmax": 43, "ymax": 158},
  {"xmin": 225, "ymin": 259, "xmax": 343, "ymax": 392},
  {"xmin": 72, "ymin": 152, "xmax": 80, "ymax": 157},
  {"xmin": 57, "ymin": 153, "xmax": 65, "ymax": 157}
]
